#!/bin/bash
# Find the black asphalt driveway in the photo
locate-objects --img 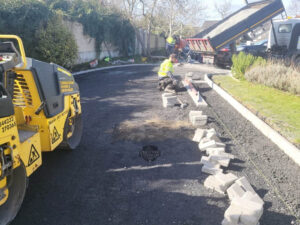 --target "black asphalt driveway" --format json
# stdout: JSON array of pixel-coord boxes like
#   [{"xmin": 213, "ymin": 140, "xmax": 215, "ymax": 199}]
[{"xmin": 12, "ymin": 65, "xmax": 300, "ymax": 225}]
